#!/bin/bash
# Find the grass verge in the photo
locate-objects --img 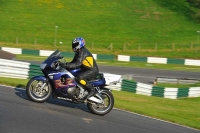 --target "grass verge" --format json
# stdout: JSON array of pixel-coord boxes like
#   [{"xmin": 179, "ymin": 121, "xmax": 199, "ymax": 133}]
[
  {"xmin": 0, "ymin": 77, "xmax": 199, "ymax": 130},
  {"xmin": 0, "ymin": 77, "xmax": 28, "ymax": 88},
  {"xmin": 113, "ymin": 90, "xmax": 200, "ymax": 130}
]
